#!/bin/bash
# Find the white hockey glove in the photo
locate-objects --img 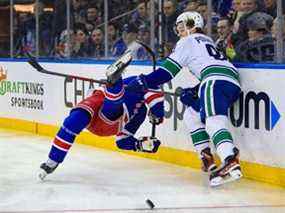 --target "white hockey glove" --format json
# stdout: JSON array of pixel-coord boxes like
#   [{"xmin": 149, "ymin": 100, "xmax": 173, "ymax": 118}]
[{"xmin": 136, "ymin": 136, "xmax": 161, "ymax": 153}]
